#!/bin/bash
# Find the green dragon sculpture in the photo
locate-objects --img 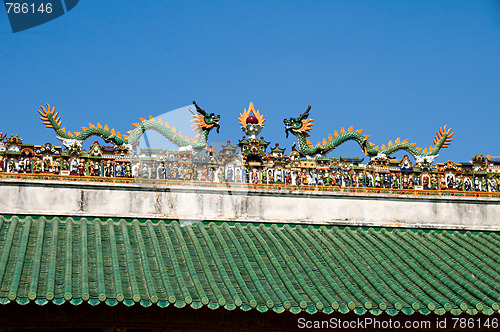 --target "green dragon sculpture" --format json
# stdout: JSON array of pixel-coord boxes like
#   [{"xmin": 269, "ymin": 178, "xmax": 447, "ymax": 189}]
[
  {"xmin": 38, "ymin": 101, "xmax": 220, "ymax": 152},
  {"xmin": 284, "ymin": 106, "xmax": 454, "ymax": 163}
]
